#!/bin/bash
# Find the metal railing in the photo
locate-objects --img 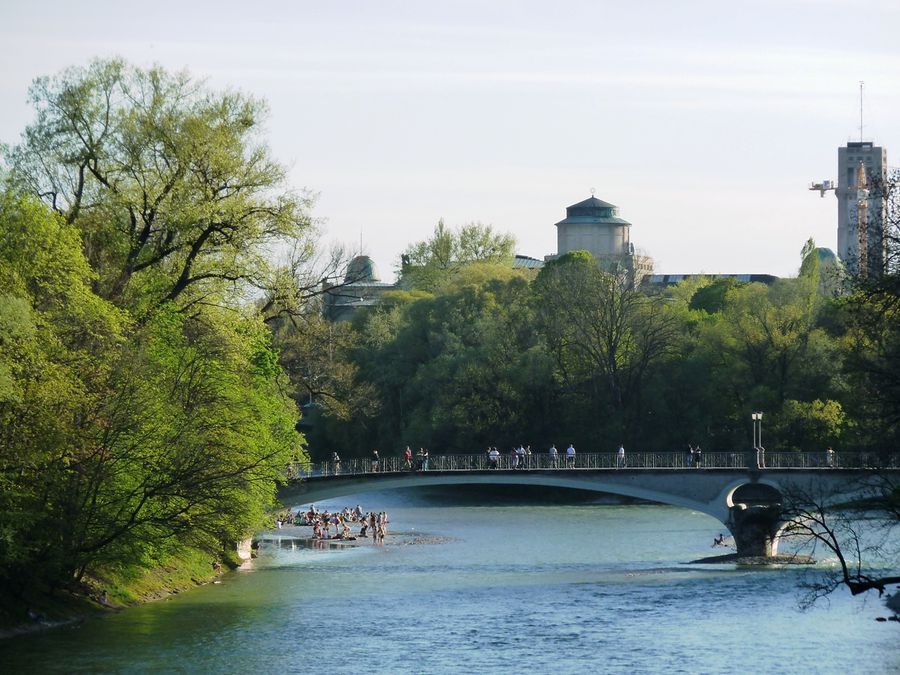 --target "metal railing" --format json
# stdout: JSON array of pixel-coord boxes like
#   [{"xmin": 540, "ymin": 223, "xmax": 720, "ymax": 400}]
[{"xmin": 286, "ymin": 450, "xmax": 900, "ymax": 479}]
